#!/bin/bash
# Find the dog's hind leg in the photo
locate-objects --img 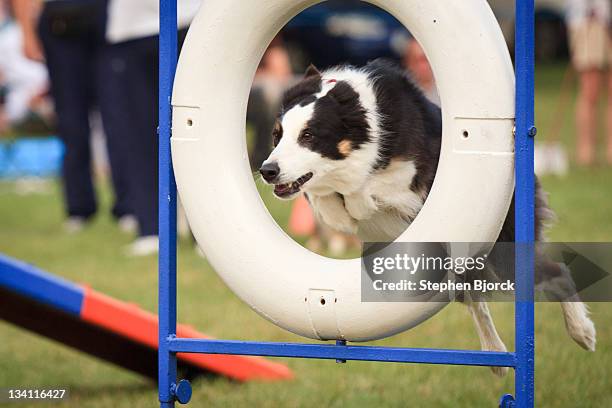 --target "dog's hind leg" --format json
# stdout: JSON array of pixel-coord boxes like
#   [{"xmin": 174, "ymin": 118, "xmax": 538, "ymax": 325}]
[
  {"xmin": 535, "ymin": 257, "xmax": 596, "ymax": 351},
  {"xmin": 467, "ymin": 300, "xmax": 509, "ymax": 377},
  {"xmin": 561, "ymin": 299, "xmax": 596, "ymax": 351}
]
